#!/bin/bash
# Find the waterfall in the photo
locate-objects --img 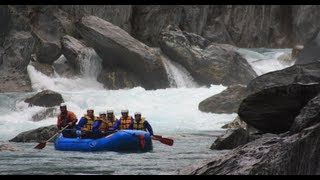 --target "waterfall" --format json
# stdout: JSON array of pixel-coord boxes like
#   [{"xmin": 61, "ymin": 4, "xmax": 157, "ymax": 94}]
[
  {"xmin": 78, "ymin": 48, "xmax": 102, "ymax": 79},
  {"xmin": 156, "ymin": 48, "xmax": 198, "ymax": 88}
]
